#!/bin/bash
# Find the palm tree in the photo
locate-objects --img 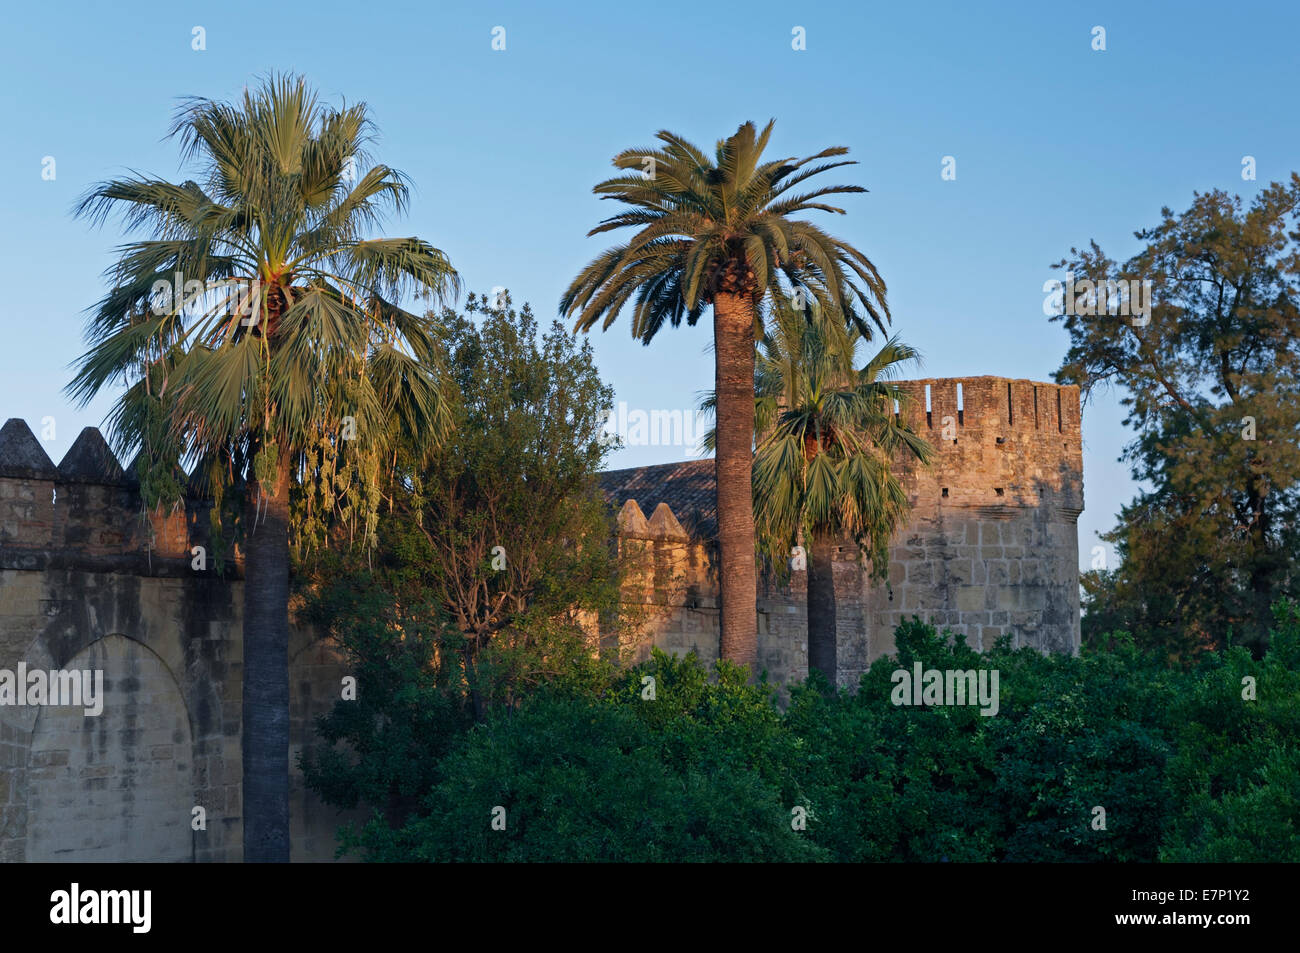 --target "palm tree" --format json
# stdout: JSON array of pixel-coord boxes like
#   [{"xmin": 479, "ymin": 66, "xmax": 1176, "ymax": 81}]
[
  {"xmin": 746, "ymin": 305, "xmax": 932, "ymax": 685},
  {"xmin": 562, "ymin": 121, "xmax": 889, "ymax": 671},
  {"xmin": 68, "ymin": 74, "xmax": 458, "ymax": 861}
]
